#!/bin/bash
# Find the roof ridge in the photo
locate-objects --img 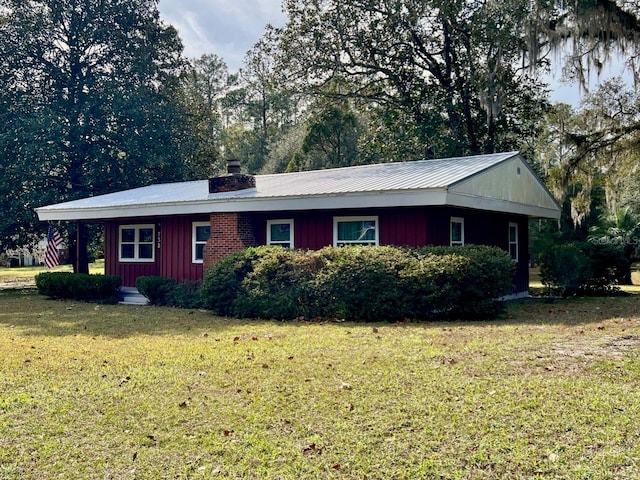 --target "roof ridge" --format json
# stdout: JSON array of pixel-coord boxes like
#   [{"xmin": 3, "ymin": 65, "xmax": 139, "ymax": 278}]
[{"xmin": 255, "ymin": 151, "xmax": 520, "ymax": 179}]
